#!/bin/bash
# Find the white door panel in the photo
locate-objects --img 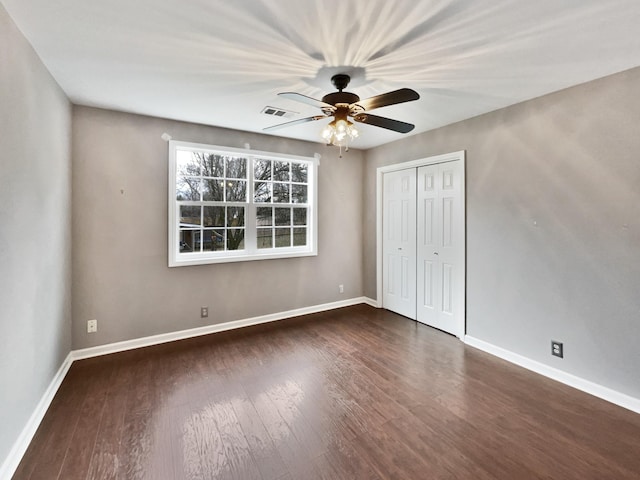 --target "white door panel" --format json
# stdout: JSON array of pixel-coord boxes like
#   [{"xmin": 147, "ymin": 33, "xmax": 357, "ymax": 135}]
[
  {"xmin": 382, "ymin": 168, "xmax": 417, "ymax": 320},
  {"xmin": 417, "ymin": 161, "xmax": 464, "ymax": 338}
]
